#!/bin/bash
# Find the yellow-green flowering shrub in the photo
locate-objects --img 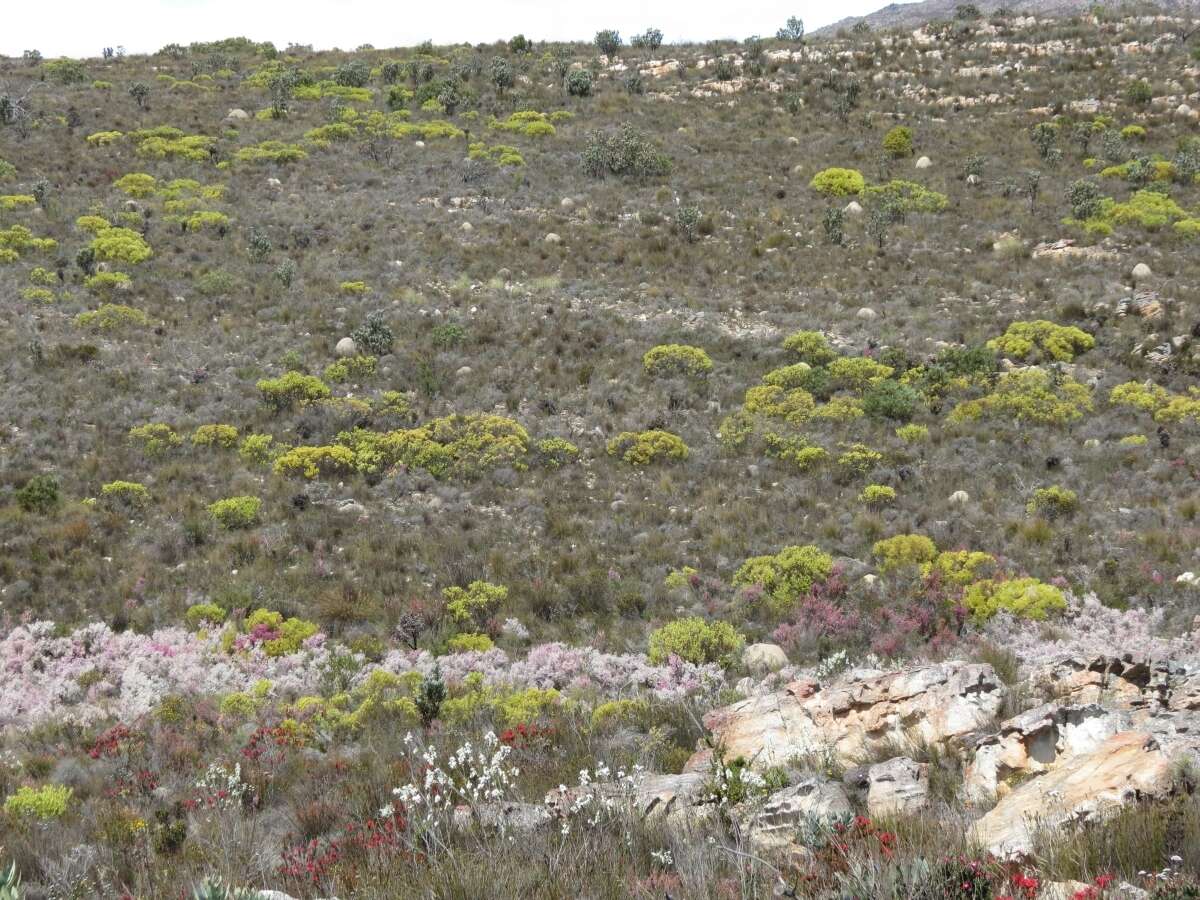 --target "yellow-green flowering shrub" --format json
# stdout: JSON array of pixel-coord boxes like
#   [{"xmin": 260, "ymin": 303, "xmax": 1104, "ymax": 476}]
[
  {"xmin": 647, "ymin": 617, "xmax": 744, "ymax": 666},
  {"xmin": 338, "ymin": 414, "xmax": 530, "ymax": 479},
  {"xmin": 83, "ymin": 272, "xmax": 132, "ymax": 297},
  {"xmin": 244, "ymin": 609, "xmax": 319, "ymax": 656},
  {"xmin": 489, "ymin": 110, "xmax": 557, "ymax": 136},
  {"xmin": 75, "ymin": 303, "xmax": 150, "ymax": 331},
  {"xmin": 810, "ymin": 167, "xmax": 866, "ymax": 197},
  {"xmin": 882, "ymin": 125, "xmax": 914, "ymax": 157},
  {"xmin": 733, "ymin": 545, "xmax": 834, "ymax": 615},
  {"xmin": 1154, "ymin": 389, "xmax": 1200, "ymax": 425},
  {"xmin": 90, "ymin": 227, "xmax": 152, "ymax": 264},
  {"xmin": 859, "ymin": 484, "xmax": 896, "ymax": 506},
  {"xmin": 86, "ymin": 130, "xmax": 124, "ymax": 146},
  {"xmin": 828, "ymin": 357, "xmax": 894, "ymax": 390},
  {"xmin": 836, "ymin": 443, "xmax": 883, "ymax": 477},
  {"xmin": 762, "ymin": 363, "xmax": 812, "ymax": 390},
  {"xmin": 339, "ymin": 280, "xmax": 369, "ymax": 294},
  {"xmin": 239, "ymin": 434, "xmax": 284, "ymax": 466},
  {"xmin": 446, "ymin": 633, "xmax": 495, "ymax": 653},
  {"xmin": 323, "ymin": 355, "xmax": 377, "ymax": 383},
  {"xmin": 535, "ymin": 437, "xmax": 579, "ymax": 468},
  {"xmin": 763, "ymin": 433, "xmax": 828, "ymax": 470},
  {"xmin": 664, "ymin": 566, "xmax": 699, "ymax": 589},
  {"xmin": 76, "ymin": 215, "xmax": 113, "ymax": 234},
  {"xmin": 184, "ymin": 210, "xmax": 230, "ymax": 232},
  {"xmin": 28, "ymin": 266, "xmax": 57, "ymax": 286},
  {"xmin": 742, "ymin": 385, "xmax": 815, "ymax": 424},
  {"xmin": 185, "ymin": 602, "xmax": 227, "ymax": 627},
  {"xmin": 4, "ymin": 785, "xmax": 72, "ymax": 820},
  {"xmin": 0, "ymin": 224, "xmax": 57, "ymax": 260},
  {"xmin": 591, "ymin": 698, "xmax": 650, "ymax": 731},
  {"xmin": 192, "ymin": 423, "xmax": 239, "ymax": 448},
  {"xmin": 863, "ymin": 180, "xmax": 948, "ymax": 213},
  {"xmin": 468, "ymin": 143, "xmax": 525, "ymax": 166},
  {"xmin": 1026, "ymin": 486, "xmax": 1078, "ymax": 519},
  {"xmin": 813, "ymin": 396, "xmax": 865, "ymax": 421},
  {"xmin": 948, "ymin": 370, "xmax": 1092, "ymax": 426},
  {"xmin": 921, "ymin": 550, "xmax": 996, "ymax": 585},
  {"xmin": 113, "ymin": 173, "xmax": 158, "ymax": 197},
  {"xmin": 987, "ymin": 321, "xmax": 1095, "ymax": 362},
  {"xmin": 782, "ymin": 330, "xmax": 836, "ymax": 365},
  {"xmin": 273, "ymin": 445, "xmax": 356, "ymax": 478},
  {"xmin": 873, "ymin": 534, "xmax": 937, "ymax": 572},
  {"xmin": 100, "ymin": 480, "xmax": 151, "ymax": 509},
  {"xmin": 0, "ymin": 194, "xmax": 36, "ymax": 211},
  {"xmin": 21, "ymin": 287, "xmax": 54, "ymax": 303},
  {"xmin": 962, "ymin": 578, "xmax": 1066, "ymax": 621},
  {"xmin": 895, "ymin": 423, "xmax": 930, "ymax": 442},
  {"xmin": 257, "ymin": 372, "xmax": 332, "ymax": 411},
  {"xmin": 443, "ymin": 580, "xmax": 508, "ymax": 626},
  {"xmin": 234, "ymin": 141, "xmax": 309, "ymax": 164},
  {"xmin": 128, "ymin": 423, "xmax": 182, "ymax": 457},
  {"xmin": 643, "ymin": 344, "xmax": 714, "ymax": 378},
  {"xmin": 208, "ymin": 496, "xmax": 262, "ymax": 529},
  {"xmin": 132, "ymin": 127, "xmax": 215, "ymax": 161},
  {"xmin": 606, "ymin": 430, "xmax": 689, "ymax": 465}
]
